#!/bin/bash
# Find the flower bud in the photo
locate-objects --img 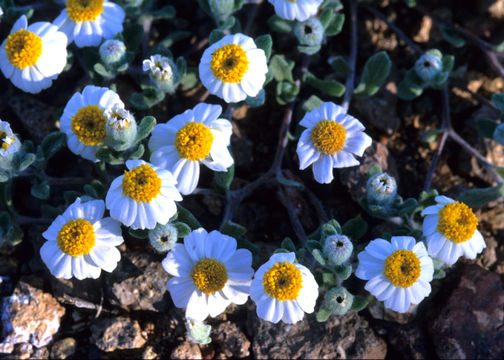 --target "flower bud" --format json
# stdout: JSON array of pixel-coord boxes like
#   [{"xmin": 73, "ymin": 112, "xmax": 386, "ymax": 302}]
[
  {"xmin": 323, "ymin": 287, "xmax": 354, "ymax": 315},
  {"xmin": 209, "ymin": 0, "xmax": 234, "ymax": 20},
  {"xmin": 414, "ymin": 54, "xmax": 442, "ymax": 82},
  {"xmin": 185, "ymin": 319, "xmax": 211, "ymax": 345},
  {"xmin": 366, "ymin": 172, "xmax": 397, "ymax": 206},
  {"xmin": 323, "ymin": 234, "xmax": 353, "ymax": 266},
  {"xmin": 294, "ymin": 18, "xmax": 324, "ymax": 46},
  {"xmin": 104, "ymin": 105, "xmax": 137, "ymax": 151},
  {"xmin": 142, "ymin": 55, "xmax": 180, "ymax": 94},
  {"xmin": 0, "ymin": 120, "xmax": 21, "ymax": 171},
  {"xmin": 99, "ymin": 39, "xmax": 126, "ymax": 66},
  {"xmin": 148, "ymin": 223, "xmax": 178, "ymax": 253}
]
